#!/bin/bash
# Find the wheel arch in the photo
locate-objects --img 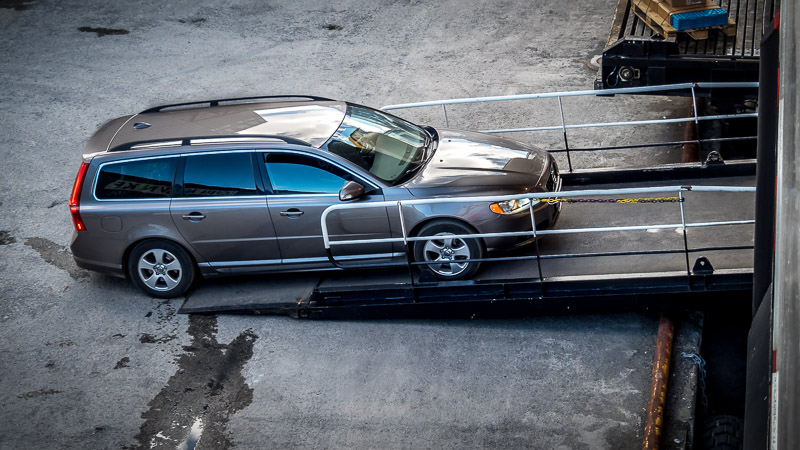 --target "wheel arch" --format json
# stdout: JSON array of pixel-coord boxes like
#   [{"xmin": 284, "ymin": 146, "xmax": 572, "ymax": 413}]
[{"xmin": 409, "ymin": 216, "xmax": 486, "ymax": 253}]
